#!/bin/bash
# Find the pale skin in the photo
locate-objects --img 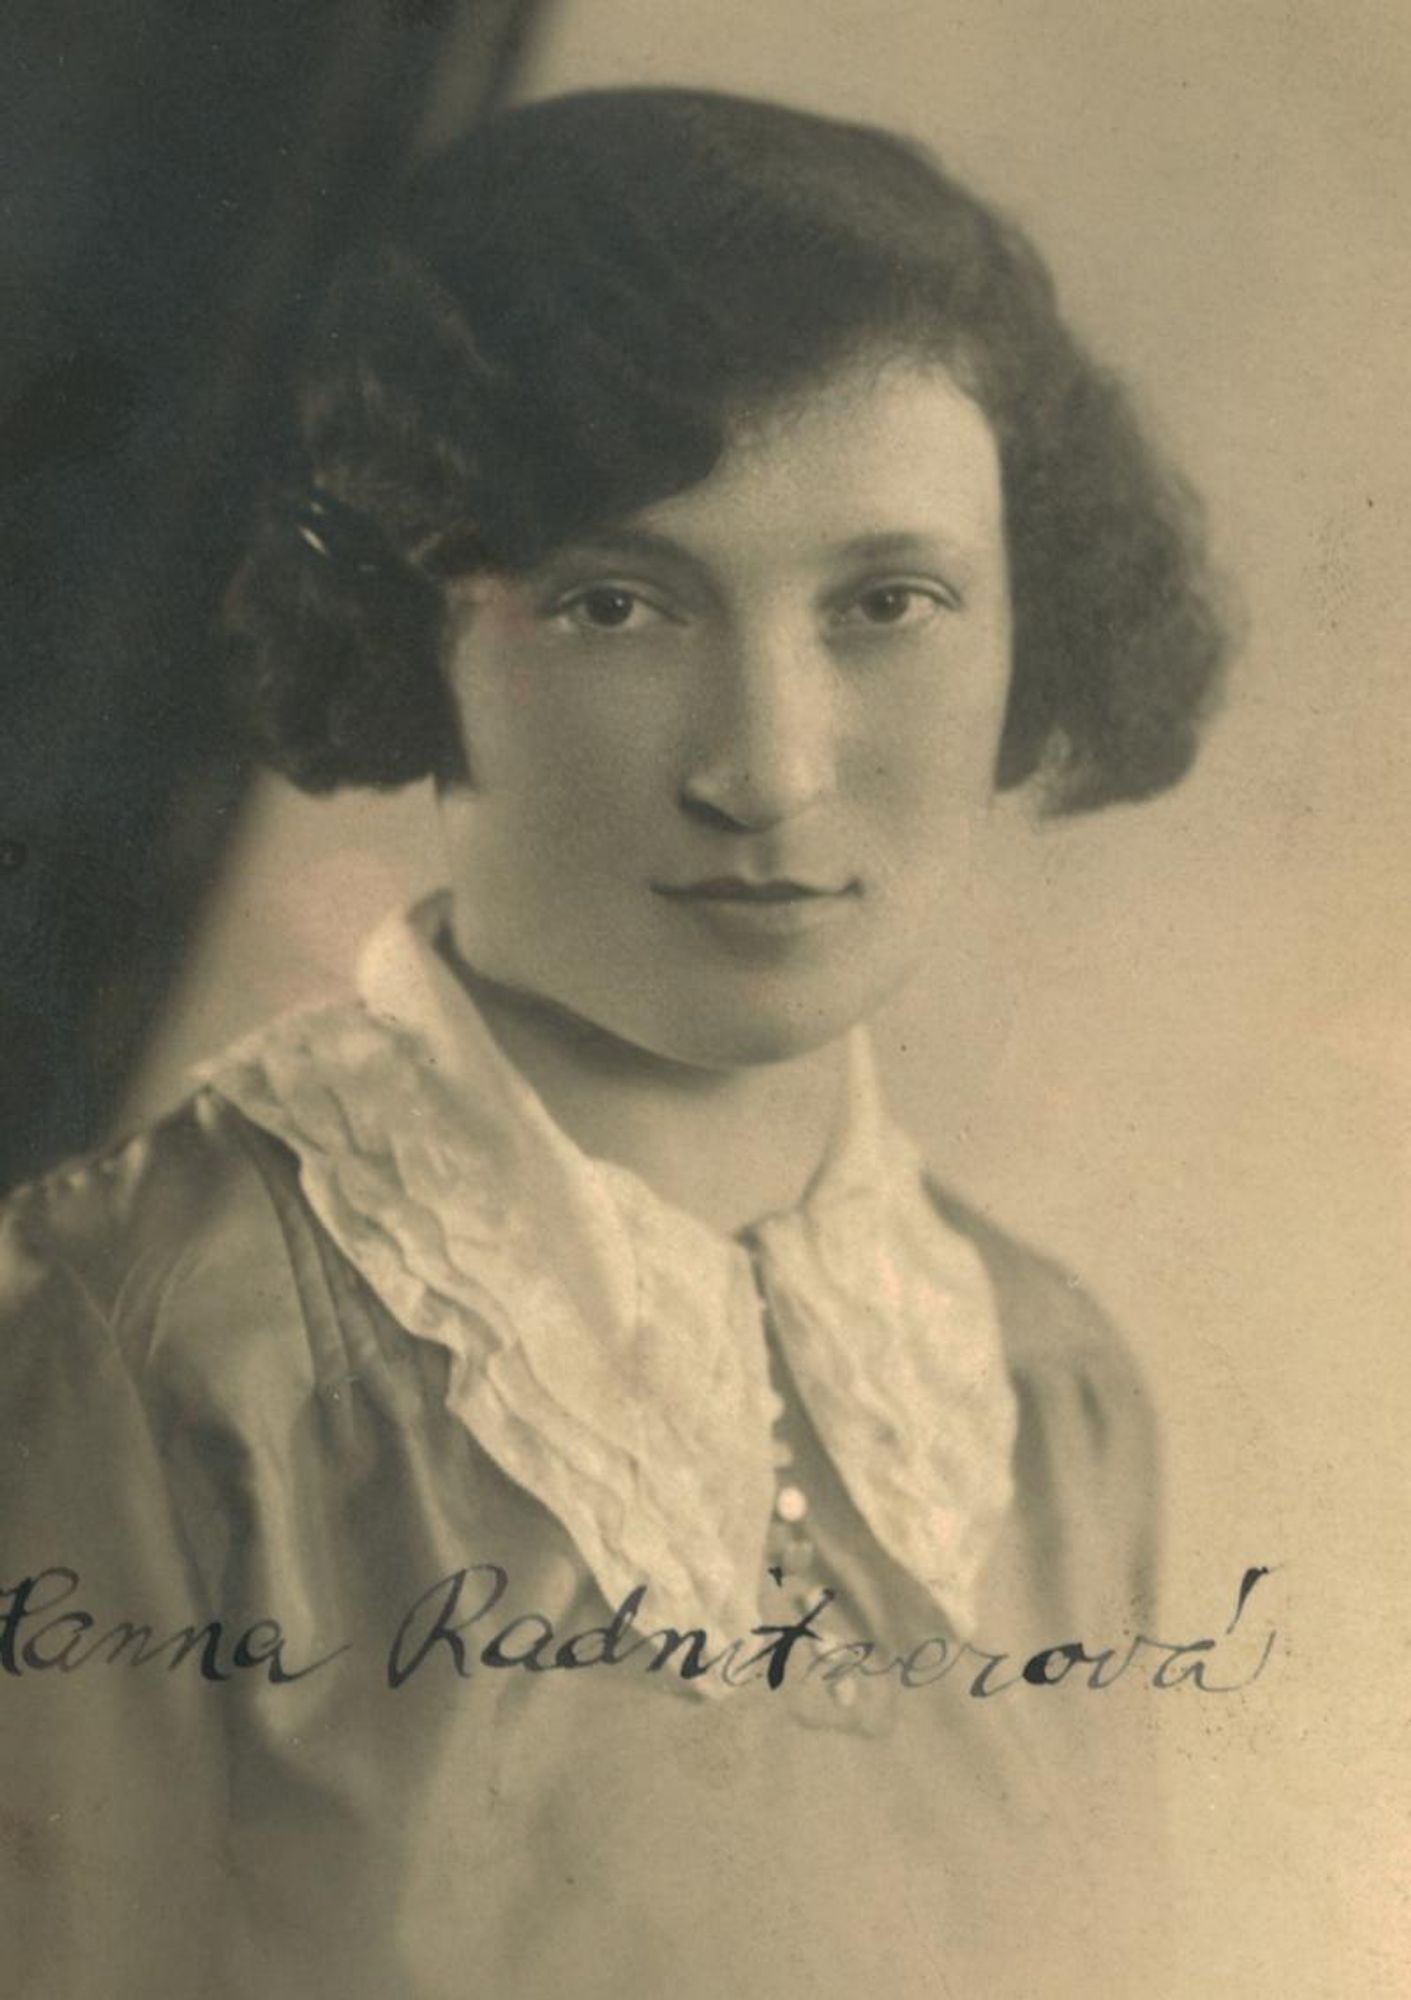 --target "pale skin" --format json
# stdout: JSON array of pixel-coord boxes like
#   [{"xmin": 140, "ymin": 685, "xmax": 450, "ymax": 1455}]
[{"xmin": 435, "ymin": 355, "xmax": 1013, "ymax": 1236}]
